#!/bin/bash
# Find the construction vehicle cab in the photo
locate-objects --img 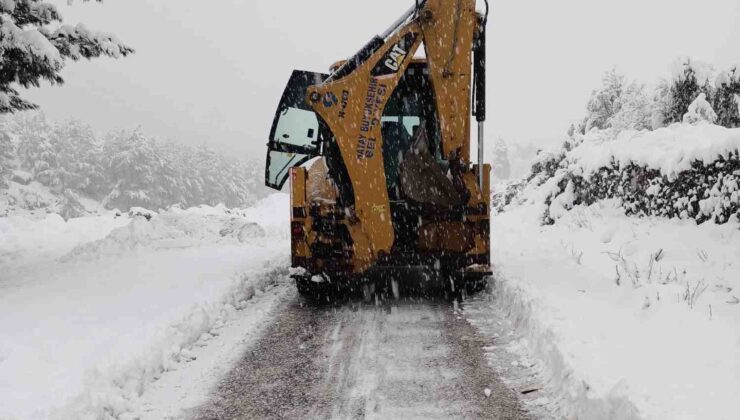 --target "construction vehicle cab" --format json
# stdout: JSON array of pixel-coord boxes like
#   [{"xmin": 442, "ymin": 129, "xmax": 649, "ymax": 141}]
[{"xmin": 265, "ymin": 0, "xmax": 492, "ymax": 298}]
